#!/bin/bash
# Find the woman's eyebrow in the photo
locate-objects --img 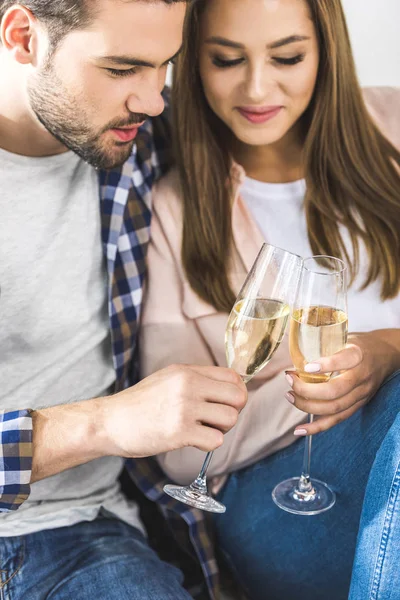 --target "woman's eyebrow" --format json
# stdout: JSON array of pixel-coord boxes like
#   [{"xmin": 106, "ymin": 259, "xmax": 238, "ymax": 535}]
[{"xmin": 204, "ymin": 34, "xmax": 310, "ymax": 50}]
